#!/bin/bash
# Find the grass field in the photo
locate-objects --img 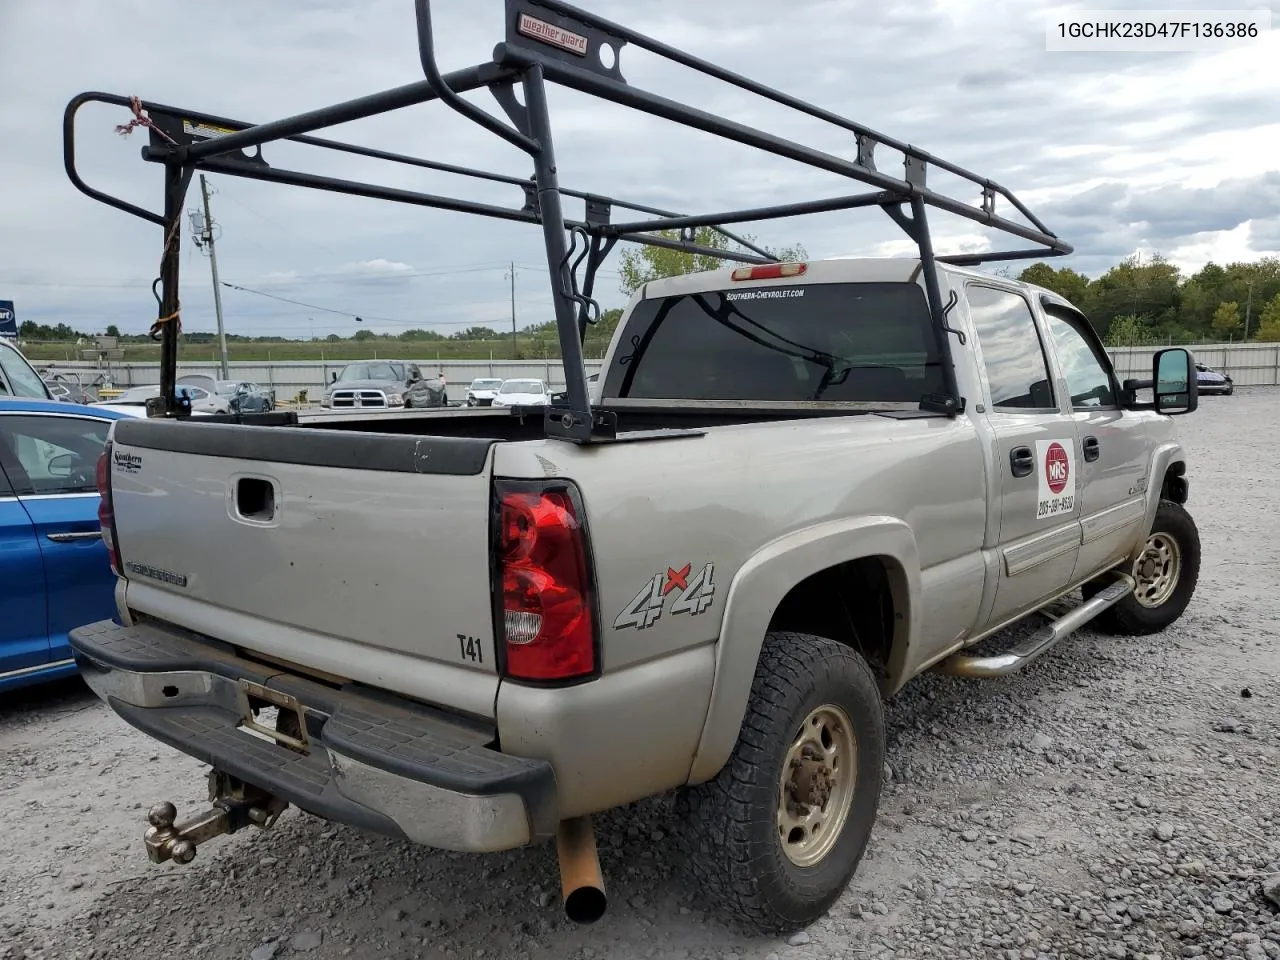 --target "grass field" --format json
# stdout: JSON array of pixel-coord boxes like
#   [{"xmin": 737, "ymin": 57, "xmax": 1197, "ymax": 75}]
[{"xmin": 22, "ymin": 337, "xmax": 617, "ymax": 364}]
